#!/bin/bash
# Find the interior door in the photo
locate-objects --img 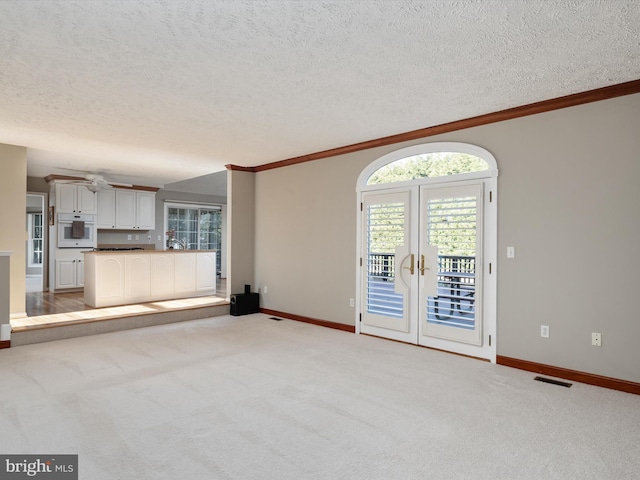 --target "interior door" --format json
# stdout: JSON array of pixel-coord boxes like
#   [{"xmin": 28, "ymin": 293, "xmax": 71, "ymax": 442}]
[
  {"xmin": 419, "ymin": 184, "xmax": 484, "ymax": 352},
  {"xmin": 360, "ymin": 189, "xmax": 418, "ymax": 344}
]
